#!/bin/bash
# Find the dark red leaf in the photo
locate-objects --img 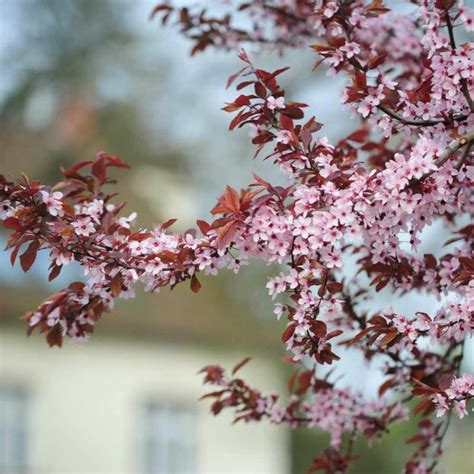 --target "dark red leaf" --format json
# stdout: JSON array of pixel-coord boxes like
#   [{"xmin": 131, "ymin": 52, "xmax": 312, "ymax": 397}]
[
  {"xmin": 226, "ymin": 66, "xmax": 249, "ymax": 89},
  {"xmin": 92, "ymin": 159, "xmax": 107, "ymax": 184},
  {"xmin": 48, "ymin": 264, "xmax": 62, "ymax": 282},
  {"xmin": 196, "ymin": 220, "xmax": 211, "ymax": 234},
  {"xmin": 110, "ymin": 274, "xmax": 122, "ymax": 298},
  {"xmin": 232, "ymin": 357, "xmax": 252, "ymax": 375},
  {"xmin": 282, "ymin": 106, "xmax": 304, "ymax": 119},
  {"xmin": 161, "ymin": 219, "xmax": 177, "ymax": 230},
  {"xmin": 20, "ymin": 241, "xmax": 39, "ymax": 272},
  {"xmin": 46, "ymin": 325, "xmax": 63, "ymax": 348},
  {"xmin": 2, "ymin": 217, "xmax": 21, "ymax": 230},
  {"xmin": 281, "ymin": 324, "xmax": 296, "ymax": 343},
  {"xmin": 190, "ymin": 274, "xmax": 201, "ymax": 293}
]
